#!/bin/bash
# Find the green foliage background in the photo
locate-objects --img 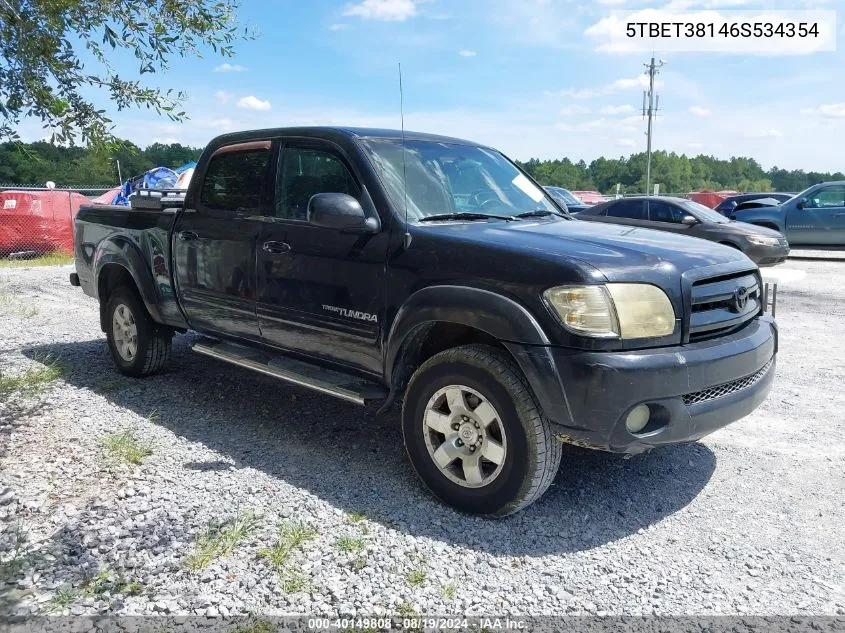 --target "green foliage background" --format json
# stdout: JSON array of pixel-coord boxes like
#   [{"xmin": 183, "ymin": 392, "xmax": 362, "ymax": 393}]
[
  {"xmin": 517, "ymin": 151, "xmax": 844, "ymax": 194},
  {"xmin": 1, "ymin": 140, "xmax": 842, "ymax": 194},
  {"xmin": 0, "ymin": 140, "xmax": 202, "ymax": 186}
]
